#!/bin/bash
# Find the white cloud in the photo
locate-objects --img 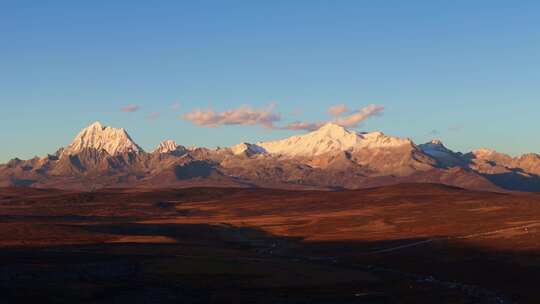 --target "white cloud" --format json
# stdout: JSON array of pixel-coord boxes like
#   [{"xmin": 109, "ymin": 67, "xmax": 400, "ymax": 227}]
[{"xmin": 182, "ymin": 104, "xmax": 281, "ymax": 128}]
